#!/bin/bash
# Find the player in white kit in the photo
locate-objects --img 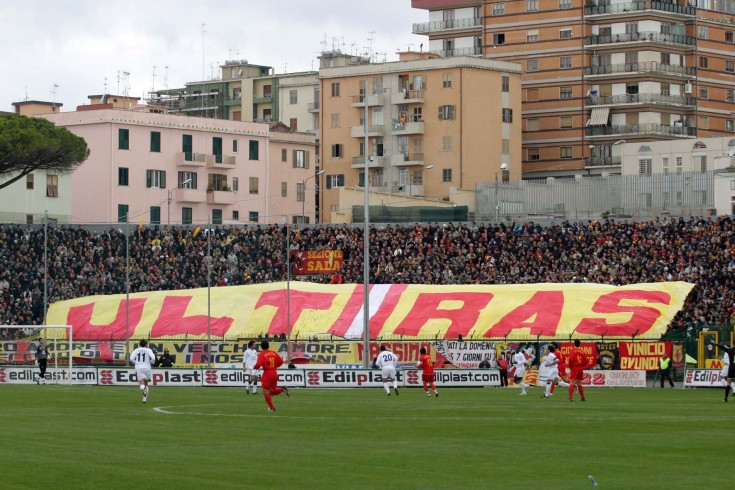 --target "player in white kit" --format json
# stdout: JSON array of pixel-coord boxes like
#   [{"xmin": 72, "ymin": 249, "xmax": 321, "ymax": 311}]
[
  {"xmin": 513, "ymin": 349, "xmax": 530, "ymax": 395},
  {"xmin": 376, "ymin": 345, "xmax": 400, "ymax": 396},
  {"xmin": 243, "ymin": 340, "xmax": 259, "ymax": 395},
  {"xmin": 130, "ymin": 339, "xmax": 156, "ymax": 403},
  {"xmin": 541, "ymin": 344, "xmax": 568, "ymax": 398}
]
